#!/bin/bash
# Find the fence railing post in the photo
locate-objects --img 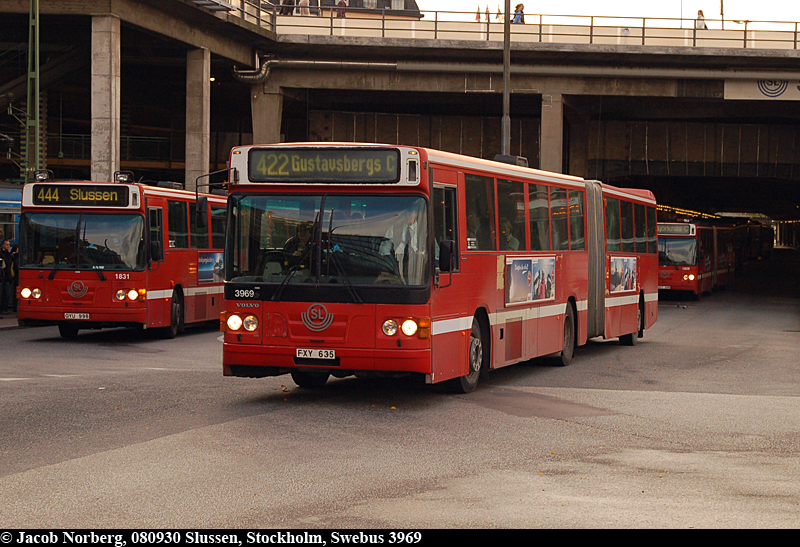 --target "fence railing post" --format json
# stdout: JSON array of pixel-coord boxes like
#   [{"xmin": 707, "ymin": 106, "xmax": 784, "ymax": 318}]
[
  {"xmin": 590, "ymin": 16, "xmax": 594, "ymax": 44},
  {"xmin": 435, "ymin": 11, "xmax": 438, "ymax": 40},
  {"xmin": 642, "ymin": 18, "xmax": 646, "ymax": 45},
  {"xmin": 382, "ymin": 9, "xmax": 385, "ymax": 38},
  {"xmin": 743, "ymin": 21, "xmax": 748, "ymax": 48},
  {"xmin": 539, "ymin": 14, "xmax": 542, "ymax": 42}
]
